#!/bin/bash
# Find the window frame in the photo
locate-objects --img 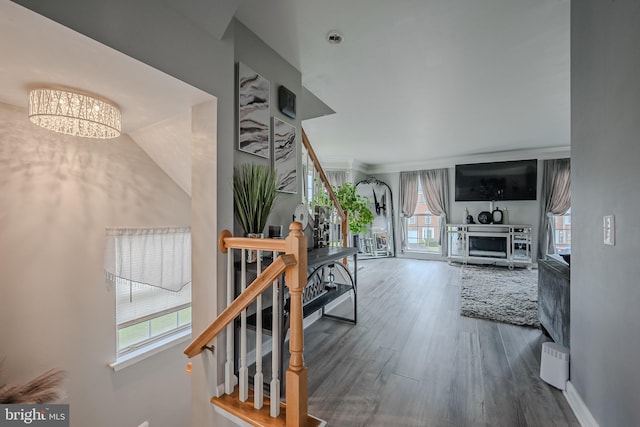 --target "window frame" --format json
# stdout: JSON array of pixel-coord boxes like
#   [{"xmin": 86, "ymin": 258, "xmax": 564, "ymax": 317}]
[{"xmin": 553, "ymin": 208, "xmax": 572, "ymax": 253}]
